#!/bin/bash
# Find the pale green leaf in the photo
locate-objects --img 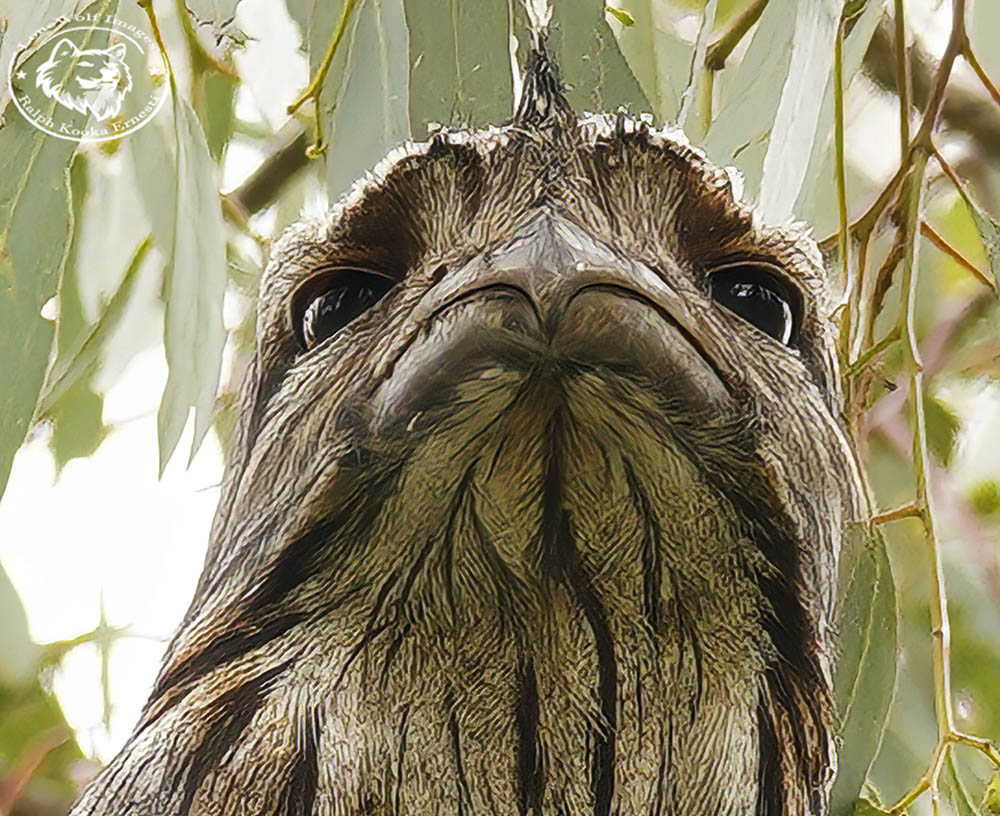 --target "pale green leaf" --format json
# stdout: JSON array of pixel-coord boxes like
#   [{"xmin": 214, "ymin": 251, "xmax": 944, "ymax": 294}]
[
  {"xmin": 830, "ymin": 524, "xmax": 899, "ymax": 816},
  {"xmin": 0, "ymin": 7, "xmax": 116, "ymax": 498},
  {"xmin": 609, "ymin": 0, "xmax": 693, "ymax": 124},
  {"xmin": 704, "ymin": 0, "xmax": 798, "ymax": 192},
  {"xmin": 794, "ymin": 0, "xmax": 886, "ymax": 225},
  {"xmin": 985, "ymin": 769, "xmax": 1000, "ymax": 815},
  {"xmin": 758, "ymin": 0, "xmax": 840, "ymax": 221},
  {"xmin": 314, "ymin": 0, "xmax": 411, "ymax": 200},
  {"xmin": 38, "ymin": 236, "xmax": 152, "ymax": 415},
  {"xmin": 0, "ymin": 562, "xmax": 37, "ymax": 685},
  {"xmin": 157, "ymin": 87, "xmax": 227, "ymax": 472},
  {"xmin": 404, "ymin": 0, "xmax": 512, "ymax": 136}
]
